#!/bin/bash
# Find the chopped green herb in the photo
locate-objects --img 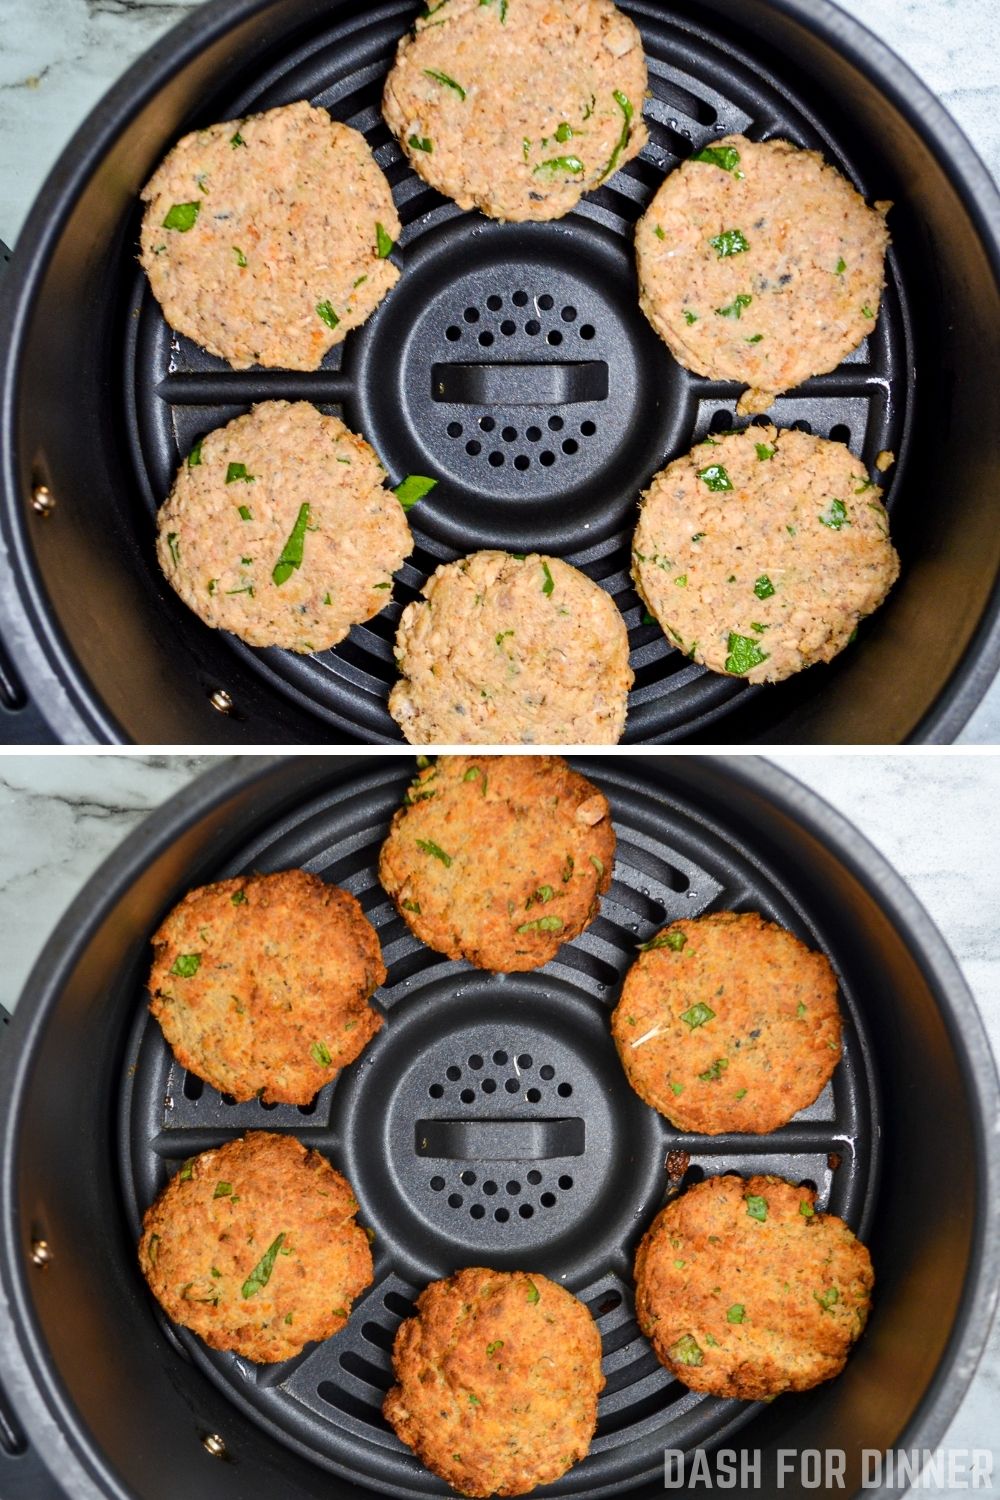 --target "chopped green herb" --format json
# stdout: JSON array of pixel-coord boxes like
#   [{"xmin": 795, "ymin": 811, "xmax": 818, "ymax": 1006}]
[
  {"xmin": 241, "ymin": 1232, "xmax": 286, "ymax": 1299},
  {"xmin": 495, "ymin": 630, "xmax": 514, "ymax": 646},
  {"xmin": 316, "ymin": 300, "xmax": 340, "ymax": 329},
  {"xmin": 187, "ymin": 440, "xmax": 203, "ymax": 468},
  {"xmin": 855, "ymin": 477, "xmax": 875, "ymax": 494},
  {"xmin": 416, "ymin": 838, "xmax": 452, "ymax": 867},
  {"xmin": 750, "ymin": 622, "xmax": 769, "ymax": 634},
  {"xmin": 226, "ymin": 462, "xmax": 254, "ymax": 485},
  {"xmin": 541, "ymin": 560, "xmax": 555, "ymax": 596},
  {"xmin": 163, "ymin": 201, "xmax": 200, "ymax": 232},
  {"xmin": 692, "ymin": 532, "xmax": 706, "ymax": 542},
  {"xmin": 675, "ymin": 574, "xmax": 688, "ymax": 587},
  {"xmin": 237, "ymin": 504, "xmax": 252, "ymax": 521},
  {"xmin": 680, "ymin": 1001, "xmax": 715, "ymax": 1030},
  {"xmin": 590, "ymin": 855, "xmax": 604, "ymax": 877},
  {"xmin": 710, "ymin": 227, "xmax": 750, "ymax": 258},
  {"xmin": 353, "ymin": 274, "xmax": 368, "ymax": 289},
  {"xmin": 725, "ymin": 632, "xmax": 769, "ymax": 674},
  {"xmin": 224, "ymin": 585, "xmax": 254, "ymax": 597},
  {"xmin": 530, "ymin": 885, "xmax": 554, "ymax": 904},
  {"xmin": 735, "ymin": 1088, "xmax": 747, "ymax": 1100},
  {"xmin": 836, "ymin": 257, "xmax": 847, "ymax": 274},
  {"xmin": 698, "ymin": 1057, "xmax": 729, "ymax": 1082},
  {"xmin": 716, "ymin": 293, "xmax": 752, "ymax": 319},
  {"xmin": 231, "ymin": 131, "xmax": 247, "ymax": 148},
  {"xmin": 323, "ymin": 592, "xmax": 332, "ymax": 605},
  {"xmin": 696, "ymin": 464, "xmax": 733, "ymax": 492},
  {"xmin": 796, "ymin": 1001, "xmax": 807, "ymax": 1017},
  {"xmin": 799, "ymin": 1200, "xmax": 815, "ymax": 1218},
  {"xmin": 424, "ymin": 68, "xmax": 467, "ymax": 100},
  {"xmin": 561, "ymin": 854, "xmax": 574, "ymax": 883},
  {"xmin": 746, "ymin": 1195, "xmax": 768, "ymax": 1222},
  {"xmin": 654, "ymin": 225, "xmax": 666, "ymax": 241},
  {"xmin": 468, "ymin": 1393, "xmax": 481, "ymax": 1406},
  {"xmin": 684, "ymin": 309, "xmax": 699, "ymax": 325},
  {"xmin": 233, "ymin": 246, "xmax": 247, "ymax": 267},
  {"xmin": 525, "ymin": 1280, "xmax": 540, "ymax": 1304},
  {"xmin": 670, "ymin": 1081, "xmax": 684, "ymax": 1096},
  {"xmin": 641, "ymin": 930, "xmax": 687, "ymax": 953},
  {"xmin": 231, "ymin": 890, "xmax": 247, "ymax": 905},
  {"xmin": 704, "ymin": 1332, "xmax": 719, "ymax": 1347},
  {"xmin": 598, "ymin": 89, "xmax": 635, "ymax": 182},
  {"xmin": 727, "ymin": 1303, "xmax": 746, "ymax": 1323},
  {"xmin": 207, "ymin": 579, "xmax": 217, "ymax": 595},
  {"xmin": 179, "ymin": 1159, "xmax": 195, "ymax": 1182},
  {"xmin": 311, "ymin": 1041, "xmax": 332, "ymax": 1067},
  {"xmin": 170, "ymin": 953, "xmax": 201, "ymax": 978},
  {"xmin": 214, "ymin": 1182, "xmax": 233, "ymax": 1198},
  {"xmin": 373, "ymin": 581, "xmax": 391, "ymax": 589},
  {"xmin": 555, "ymin": 121, "xmax": 574, "ymax": 143},
  {"xmin": 394, "ymin": 474, "xmax": 438, "ymax": 510},
  {"xmin": 819, "ymin": 498, "xmax": 849, "ymax": 530},
  {"xmin": 753, "ymin": 574, "xmax": 775, "ymax": 600},
  {"xmin": 402, "ymin": 898, "xmax": 422, "ymax": 914},
  {"xmin": 669, "ymin": 1334, "xmax": 704, "ymax": 1367},
  {"xmin": 862, "ymin": 303, "xmax": 875, "ymax": 319},
  {"xmin": 755, "ymin": 442, "xmax": 774, "ymax": 461},
  {"xmin": 376, "ymin": 221, "xmax": 395, "ymax": 258},
  {"xmin": 745, "ymin": 333, "xmax": 764, "ymax": 343},
  {"xmin": 486, "ymin": 1340, "xmax": 504, "ymax": 1357},
  {"xmin": 517, "ymin": 916, "xmax": 564, "ymax": 933},
  {"xmin": 533, "ymin": 155, "xmax": 585, "ymax": 178},
  {"xmin": 272, "ymin": 502, "xmax": 312, "ymax": 587},
  {"xmin": 692, "ymin": 144, "xmax": 743, "ymax": 176},
  {"xmin": 331, "ymin": 1306, "xmax": 347, "ymax": 1319},
  {"xmin": 479, "ymin": 0, "xmax": 508, "ymax": 18},
  {"xmin": 814, "ymin": 1286, "xmax": 839, "ymax": 1310},
  {"xmin": 166, "ymin": 532, "xmax": 180, "ymax": 566},
  {"xmin": 148, "ymin": 1234, "xmax": 160, "ymax": 1263},
  {"xmin": 409, "ymin": 134, "xmax": 433, "ymax": 153},
  {"xmin": 284, "ymin": 1312, "xmax": 293, "ymax": 1325}
]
